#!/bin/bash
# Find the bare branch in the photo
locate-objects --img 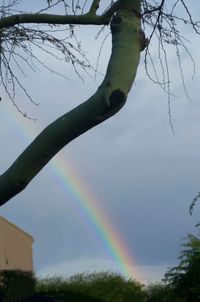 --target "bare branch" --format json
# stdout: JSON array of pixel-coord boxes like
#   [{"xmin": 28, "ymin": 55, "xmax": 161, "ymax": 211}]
[
  {"xmin": 140, "ymin": 0, "xmax": 198, "ymax": 131},
  {"xmin": 89, "ymin": 0, "xmax": 101, "ymax": 15},
  {"xmin": 0, "ymin": 13, "xmax": 107, "ymax": 29},
  {"xmin": 0, "ymin": 0, "xmax": 199, "ymax": 124},
  {"xmin": 0, "ymin": 1, "xmax": 125, "ymax": 29}
]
